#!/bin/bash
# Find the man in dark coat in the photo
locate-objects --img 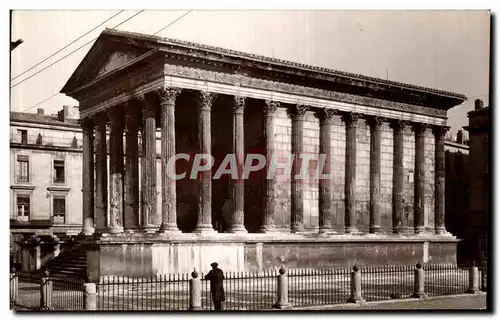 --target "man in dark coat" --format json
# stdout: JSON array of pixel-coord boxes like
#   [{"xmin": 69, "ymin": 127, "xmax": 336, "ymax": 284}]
[{"xmin": 204, "ymin": 262, "xmax": 225, "ymax": 310}]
